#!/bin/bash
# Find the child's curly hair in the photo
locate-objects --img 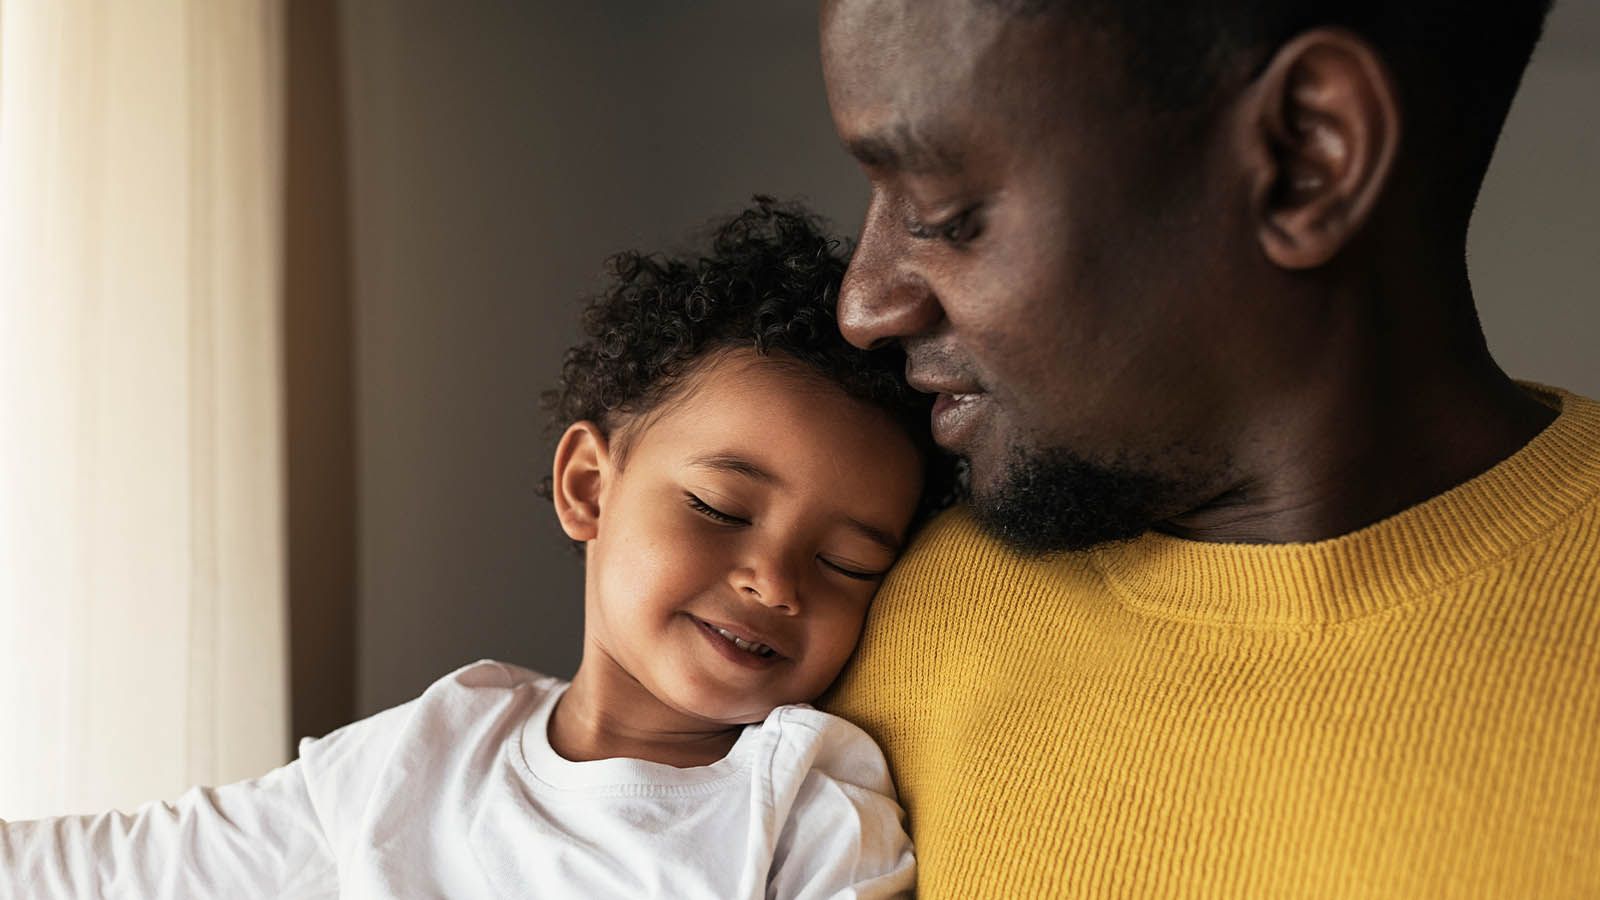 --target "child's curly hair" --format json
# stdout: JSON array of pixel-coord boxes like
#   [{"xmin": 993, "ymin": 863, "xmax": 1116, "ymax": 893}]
[{"xmin": 538, "ymin": 196, "xmax": 958, "ymax": 521}]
